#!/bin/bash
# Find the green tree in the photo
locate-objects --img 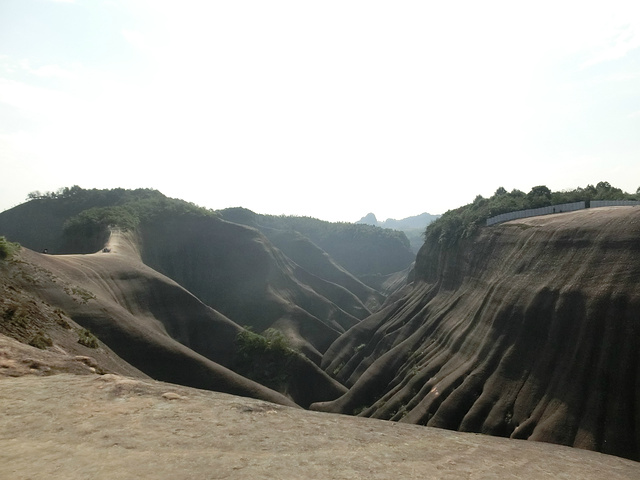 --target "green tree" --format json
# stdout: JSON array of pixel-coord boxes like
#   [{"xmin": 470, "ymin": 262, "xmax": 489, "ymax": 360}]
[
  {"xmin": 594, "ymin": 181, "xmax": 623, "ymax": 200},
  {"xmin": 527, "ymin": 185, "xmax": 552, "ymax": 208},
  {"xmin": 234, "ymin": 327, "xmax": 297, "ymax": 390},
  {"xmin": 528, "ymin": 185, "xmax": 551, "ymax": 198},
  {"xmin": 26, "ymin": 191, "xmax": 42, "ymax": 200}
]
